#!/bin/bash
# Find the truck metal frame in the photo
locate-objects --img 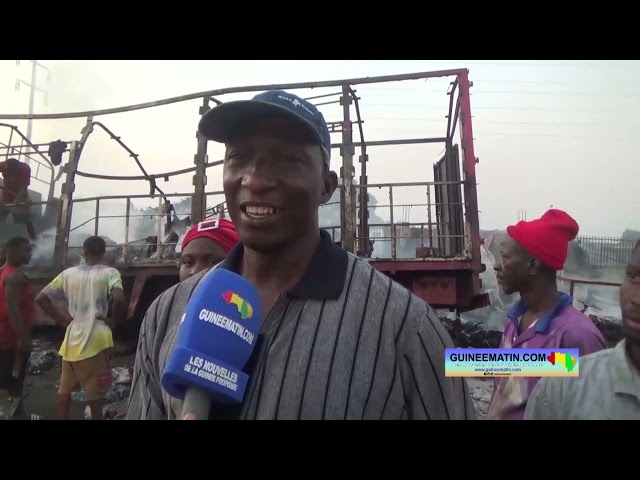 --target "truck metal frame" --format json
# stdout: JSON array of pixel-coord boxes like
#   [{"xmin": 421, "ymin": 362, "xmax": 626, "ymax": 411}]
[{"xmin": 0, "ymin": 67, "xmax": 489, "ymax": 325}]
